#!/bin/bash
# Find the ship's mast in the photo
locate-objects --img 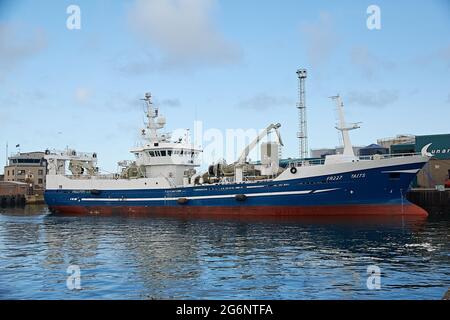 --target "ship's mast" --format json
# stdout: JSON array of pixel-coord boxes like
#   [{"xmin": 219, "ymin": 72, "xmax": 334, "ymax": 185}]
[
  {"xmin": 330, "ymin": 95, "xmax": 360, "ymax": 156},
  {"xmin": 141, "ymin": 92, "xmax": 162, "ymax": 143}
]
